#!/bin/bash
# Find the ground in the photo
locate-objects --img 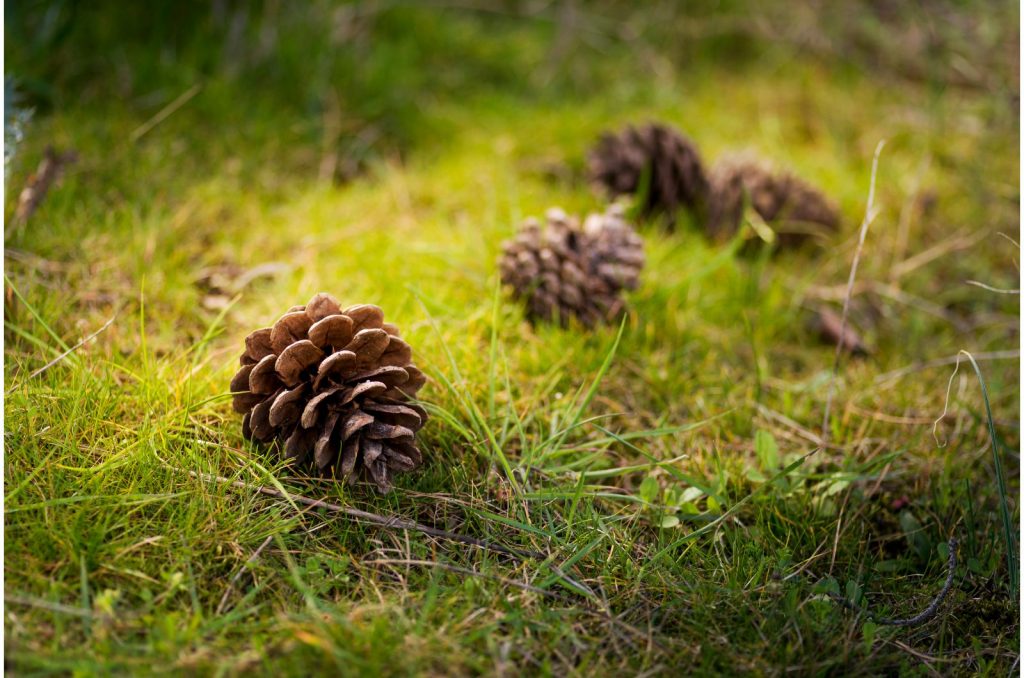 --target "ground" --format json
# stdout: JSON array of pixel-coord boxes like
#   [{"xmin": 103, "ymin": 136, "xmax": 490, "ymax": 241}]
[{"xmin": 3, "ymin": 2, "xmax": 1020, "ymax": 675}]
